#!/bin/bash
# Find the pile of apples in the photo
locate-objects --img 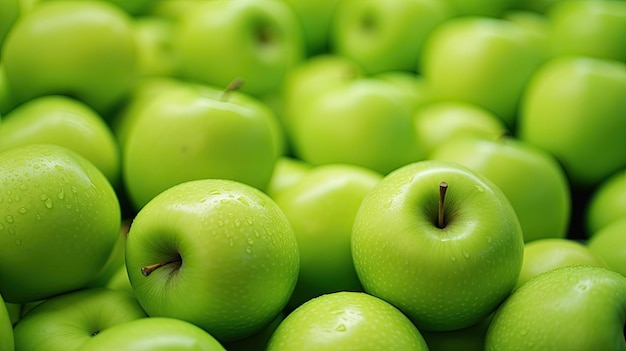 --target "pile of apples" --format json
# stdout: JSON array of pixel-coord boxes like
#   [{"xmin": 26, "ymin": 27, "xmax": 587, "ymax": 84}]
[{"xmin": 0, "ymin": 0, "xmax": 625, "ymax": 350}]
